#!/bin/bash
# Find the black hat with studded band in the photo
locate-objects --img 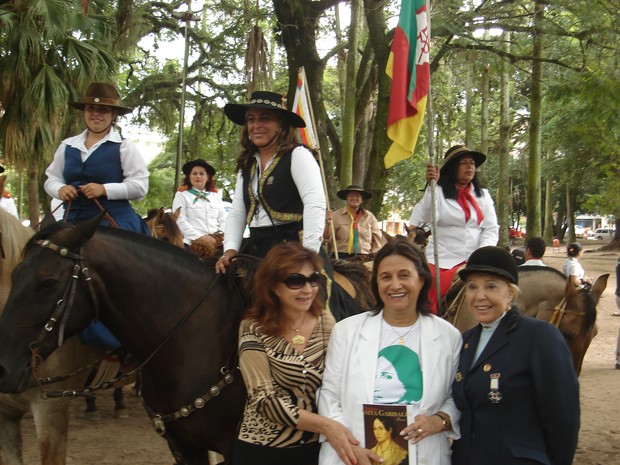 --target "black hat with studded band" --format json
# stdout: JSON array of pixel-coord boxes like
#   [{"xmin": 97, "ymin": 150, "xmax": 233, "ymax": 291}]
[{"xmin": 224, "ymin": 91, "xmax": 306, "ymax": 128}]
